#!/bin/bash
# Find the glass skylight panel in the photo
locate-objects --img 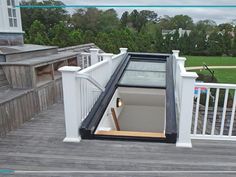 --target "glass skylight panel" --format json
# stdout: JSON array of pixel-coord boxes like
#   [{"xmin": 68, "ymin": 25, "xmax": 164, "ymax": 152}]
[
  {"xmin": 126, "ymin": 61, "xmax": 166, "ymax": 72},
  {"xmin": 119, "ymin": 60, "xmax": 166, "ymax": 87}
]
